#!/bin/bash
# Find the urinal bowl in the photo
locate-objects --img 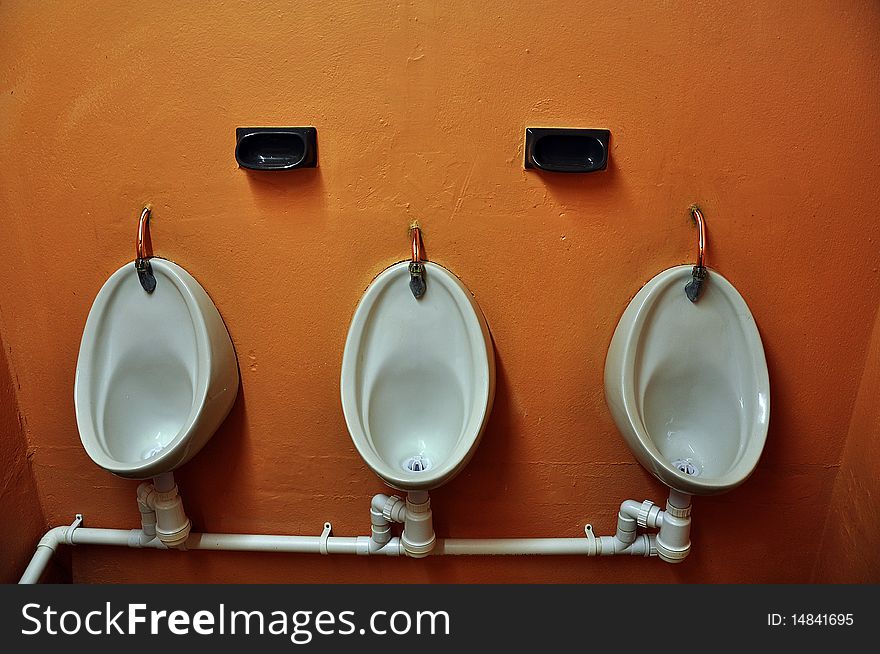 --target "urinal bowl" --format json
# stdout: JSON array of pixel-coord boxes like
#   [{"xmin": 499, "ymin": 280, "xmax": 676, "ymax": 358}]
[
  {"xmin": 75, "ymin": 259, "xmax": 239, "ymax": 479},
  {"xmin": 604, "ymin": 265, "xmax": 770, "ymax": 495},
  {"xmin": 341, "ymin": 261, "xmax": 495, "ymax": 491}
]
